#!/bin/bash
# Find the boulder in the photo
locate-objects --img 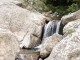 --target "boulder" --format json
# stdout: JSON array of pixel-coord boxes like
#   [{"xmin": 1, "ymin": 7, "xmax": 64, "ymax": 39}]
[
  {"xmin": 40, "ymin": 33, "xmax": 63, "ymax": 58},
  {"xmin": 0, "ymin": 0, "xmax": 22, "ymax": 5},
  {"xmin": 20, "ymin": 33, "xmax": 41, "ymax": 48},
  {"xmin": 42, "ymin": 12, "xmax": 59, "ymax": 21},
  {"xmin": 61, "ymin": 10, "xmax": 80, "ymax": 25},
  {"xmin": 61, "ymin": 12, "xmax": 76, "ymax": 25},
  {"xmin": 45, "ymin": 26, "xmax": 80, "ymax": 60},
  {"xmin": 0, "ymin": 2, "xmax": 45, "ymax": 48},
  {"xmin": 63, "ymin": 19, "xmax": 80, "ymax": 37},
  {"xmin": 0, "ymin": 28, "xmax": 19, "ymax": 60}
]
